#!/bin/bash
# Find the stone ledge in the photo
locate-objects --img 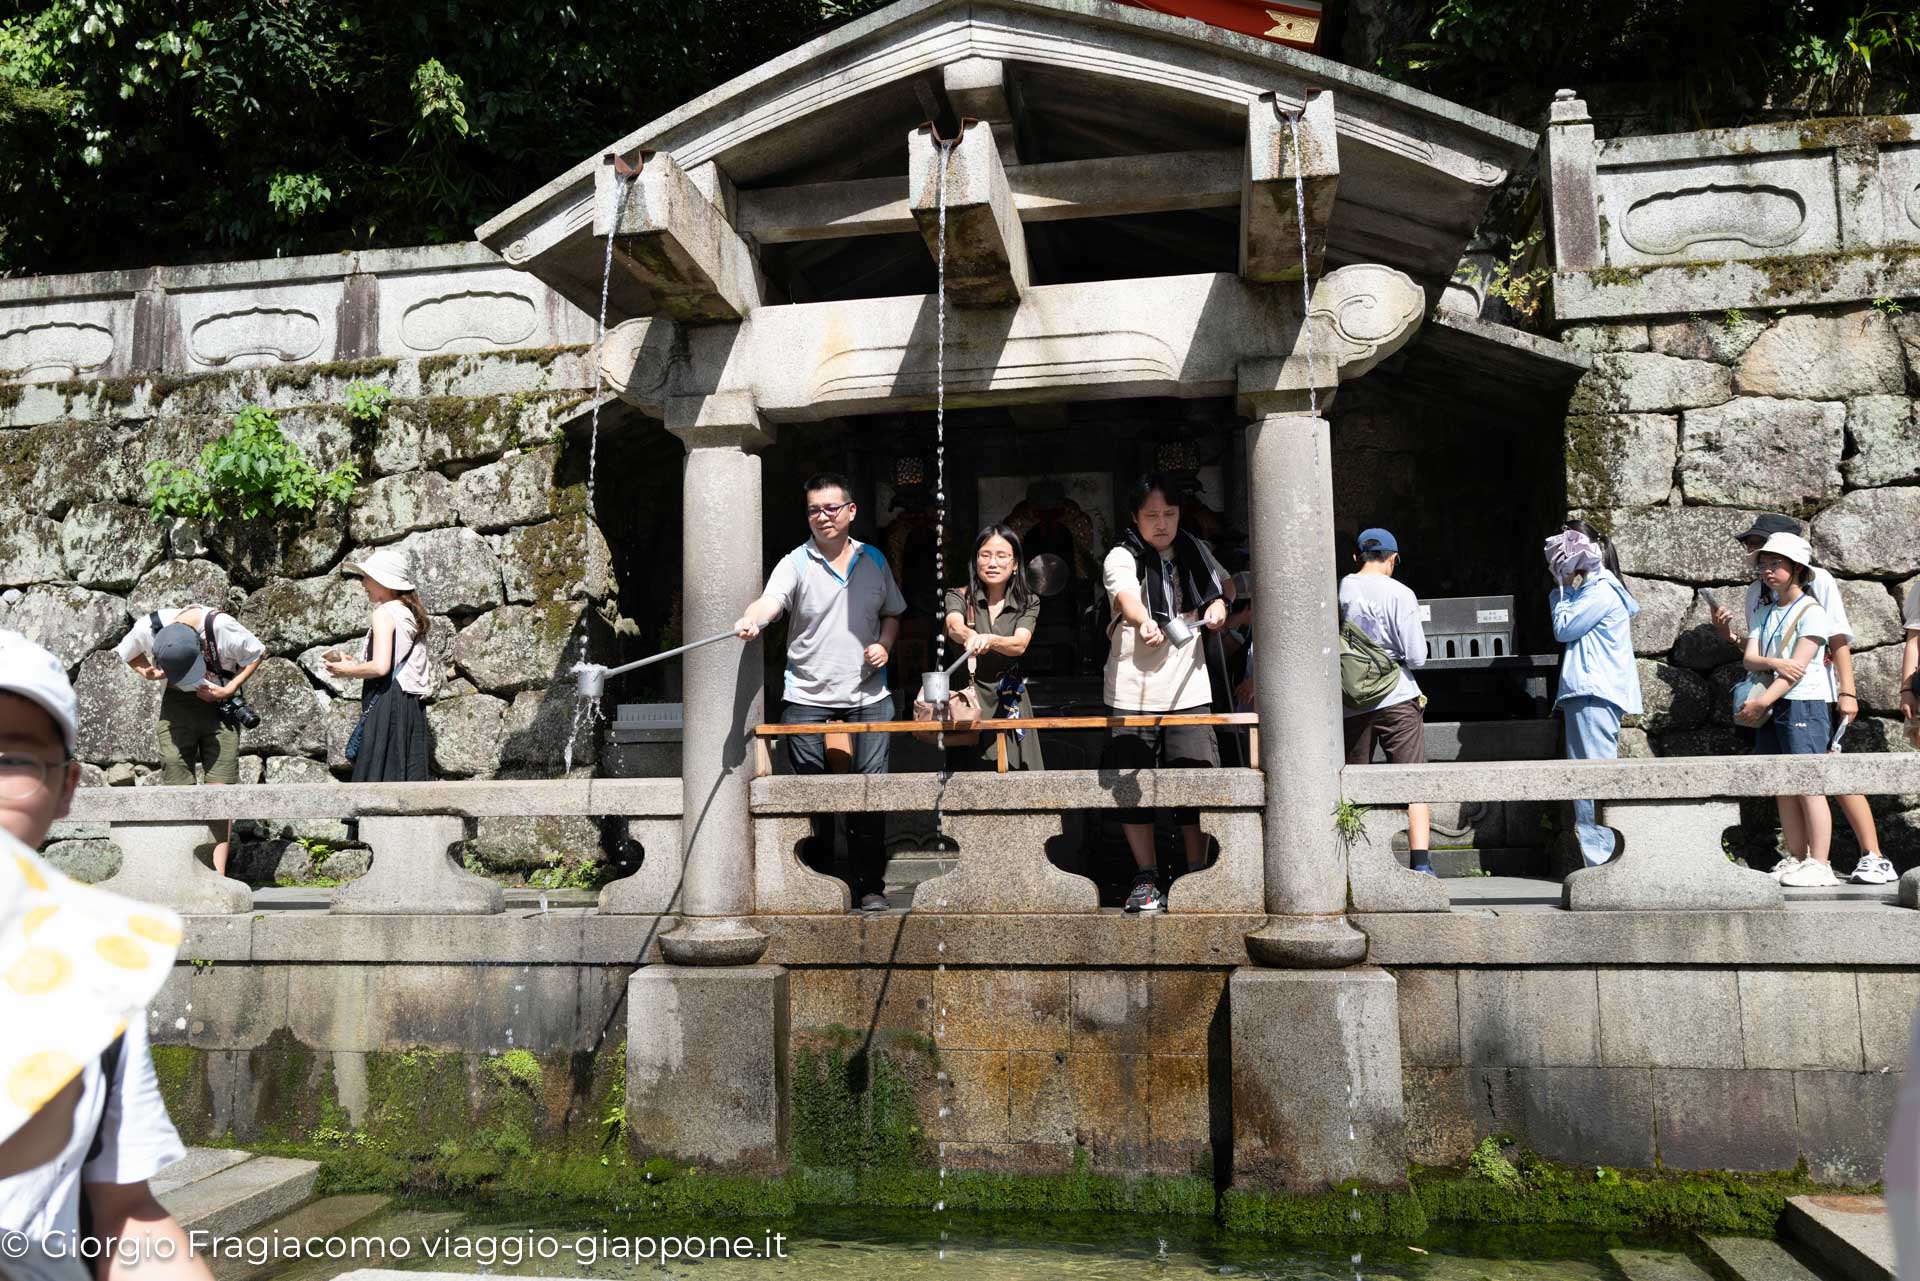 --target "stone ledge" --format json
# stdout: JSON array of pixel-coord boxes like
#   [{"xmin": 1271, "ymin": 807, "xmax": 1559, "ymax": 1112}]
[
  {"xmin": 179, "ymin": 908, "xmax": 1268, "ymax": 967},
  {"xmin": 1356, "ymin": 904, "xmax": 1920, "ymax": 966},
  {"xmin": 750, "ymin": 768, "xmax": 1265, "ymax": 813},
  {"xmin": 1552, "ymin": 248, "xmax": 1920, "ymax": 322},
  {"xmin": 1342, "ymin": 754, "xmax": 1920, "ymax": 805},
  {"xmin": 68, "ymin": 777, "xmax": 683, "ymax": 821}
]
